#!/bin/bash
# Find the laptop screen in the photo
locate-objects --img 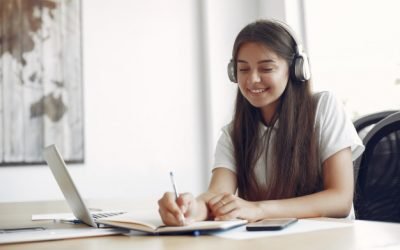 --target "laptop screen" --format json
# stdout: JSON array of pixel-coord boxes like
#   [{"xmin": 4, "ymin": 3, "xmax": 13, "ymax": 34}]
[{"xmin": 43, "ymin": 145, "xmax": 97, "ymax": 227}]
